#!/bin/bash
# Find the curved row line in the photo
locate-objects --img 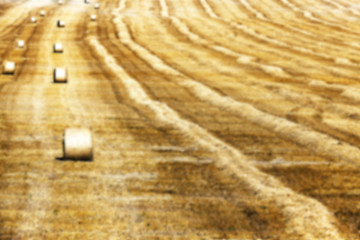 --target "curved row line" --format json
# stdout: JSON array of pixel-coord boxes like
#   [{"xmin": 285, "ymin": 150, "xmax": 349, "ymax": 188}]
[
  {"xmin": 230, "ymin": 0, "xmax": 360, "ymax": 60},
  {"xmin": 276, "ymin": 0, "xmax": 360, "ymax": 34},
  {"xmin": 160, "ymin": 0, "xmax": 289, "ymax": 79},
  {"xmin": 163, "ymin": 0, "xmax": 360, "ymax": 109},
  {"xmin": 227, "ymin": 0, "xmax": 360, "ymax": 62},
  {"xmin": 319, "ymin": 0, "xmax": 360, "ymax": 16},
  {"xmin": 200, "ymin": 0, "xmax": 360, "ymax": 69},
  {"xmin": 118, "ymin": 0, "xmax": 360, "ymax": 165},
  {"xmin": 161, "ymin": 0, "xmax": 360, "ymax": 146},
  {"xmin": 173, "ymin": 0, "xmax": 359, "ymax": 77},
  {"xmin": 260, "ymin": 0, "xmax": 360, "ymax": 42},
  {"xmin": 187, "ymin": 0, "xmax": 360, "ymax": 94},
  {"xmin": 187, "ymin": 0, "xmax": 360, "ymax": 99},
  {"xmin": 85, "ymin": 2, "xmax": 344, "ymax": 238},
  {"xmin": 290, "ymin": 0, "xmax": 360, "ymax": 22},
  {"xmin": 183, "ymin": 1, "xmax": 360, "ymax": 90}
]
